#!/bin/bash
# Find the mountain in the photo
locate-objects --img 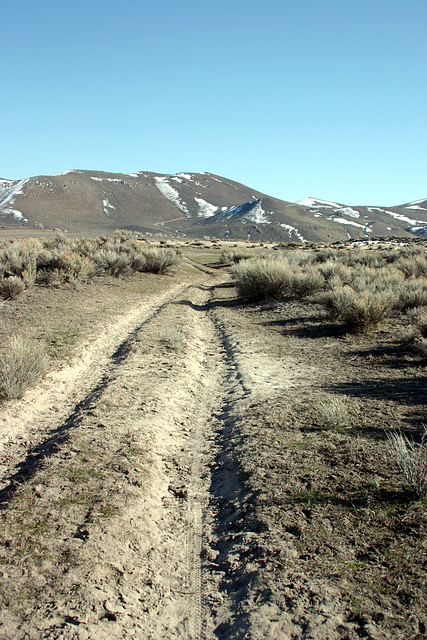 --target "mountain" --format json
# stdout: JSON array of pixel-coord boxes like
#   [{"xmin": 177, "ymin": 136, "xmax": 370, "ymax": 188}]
[{"xmin": 1, "ymin": 170, "xmax": 426, "ymax": 243}]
